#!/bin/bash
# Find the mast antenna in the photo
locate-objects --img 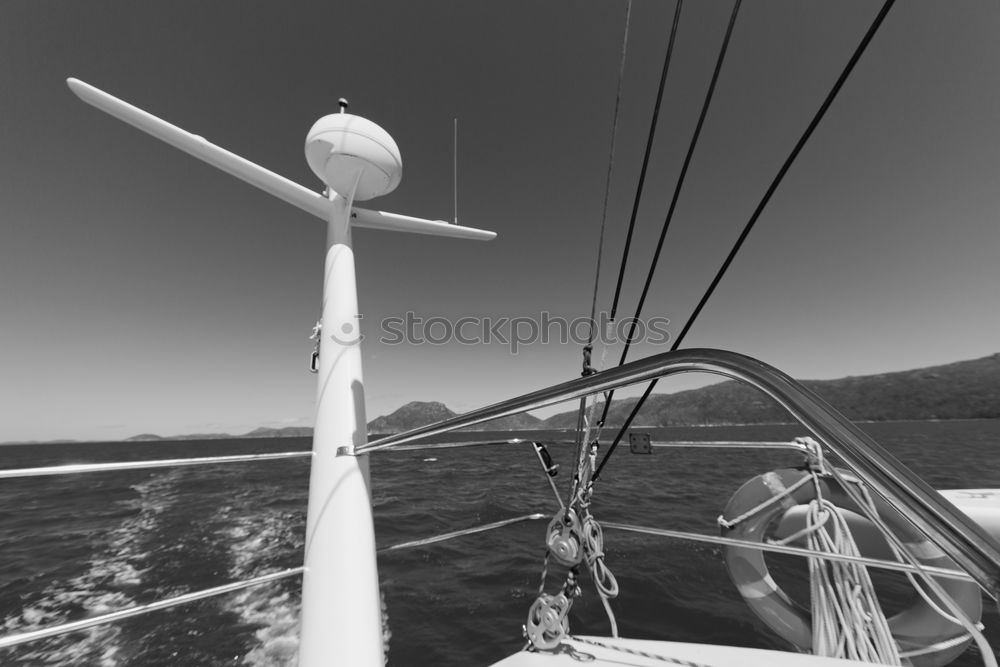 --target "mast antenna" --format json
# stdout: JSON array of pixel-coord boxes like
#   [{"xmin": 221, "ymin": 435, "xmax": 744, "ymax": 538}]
[{"xmin": 453, "ymin": 117, "xmax": 458, "ymax": 225}]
